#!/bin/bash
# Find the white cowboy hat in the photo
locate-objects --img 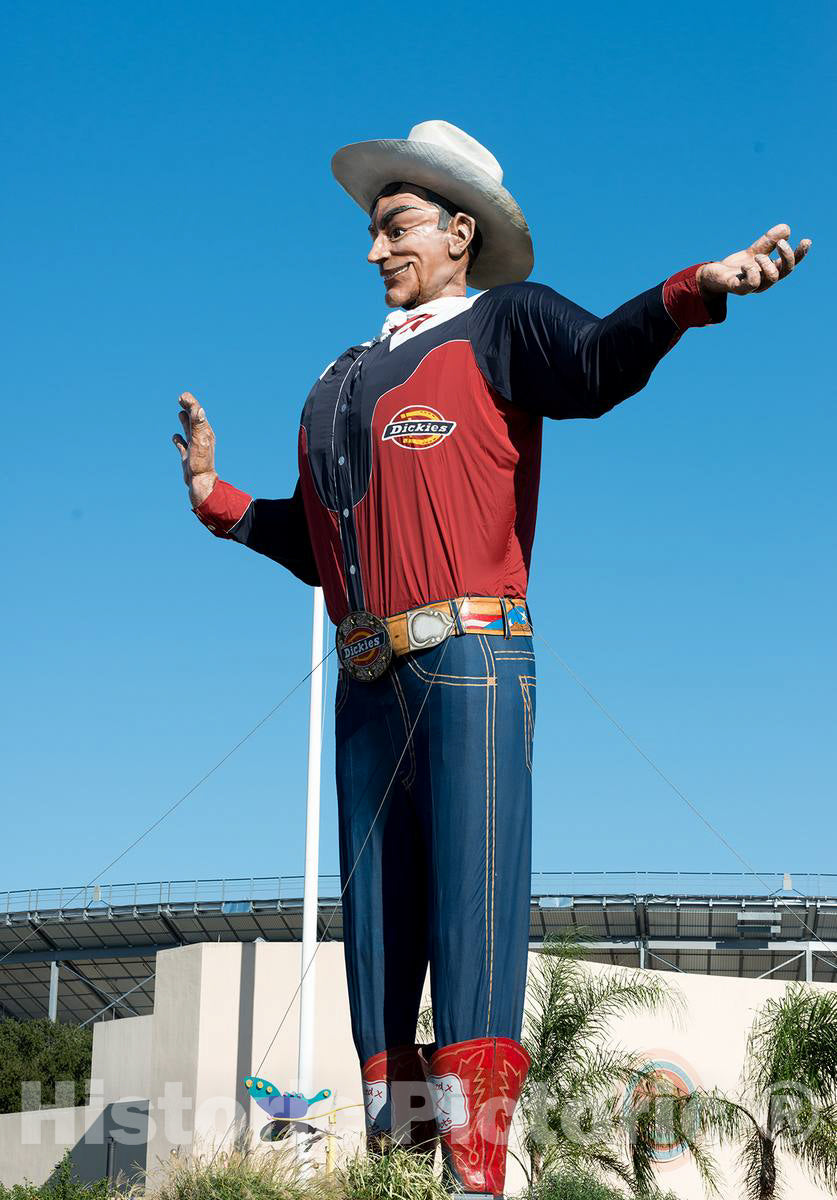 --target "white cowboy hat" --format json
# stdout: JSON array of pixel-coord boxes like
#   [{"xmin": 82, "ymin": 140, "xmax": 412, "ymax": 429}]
[{"xmin": 331, "ymin": 120, "xmax": 534, "ymax": 290}]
